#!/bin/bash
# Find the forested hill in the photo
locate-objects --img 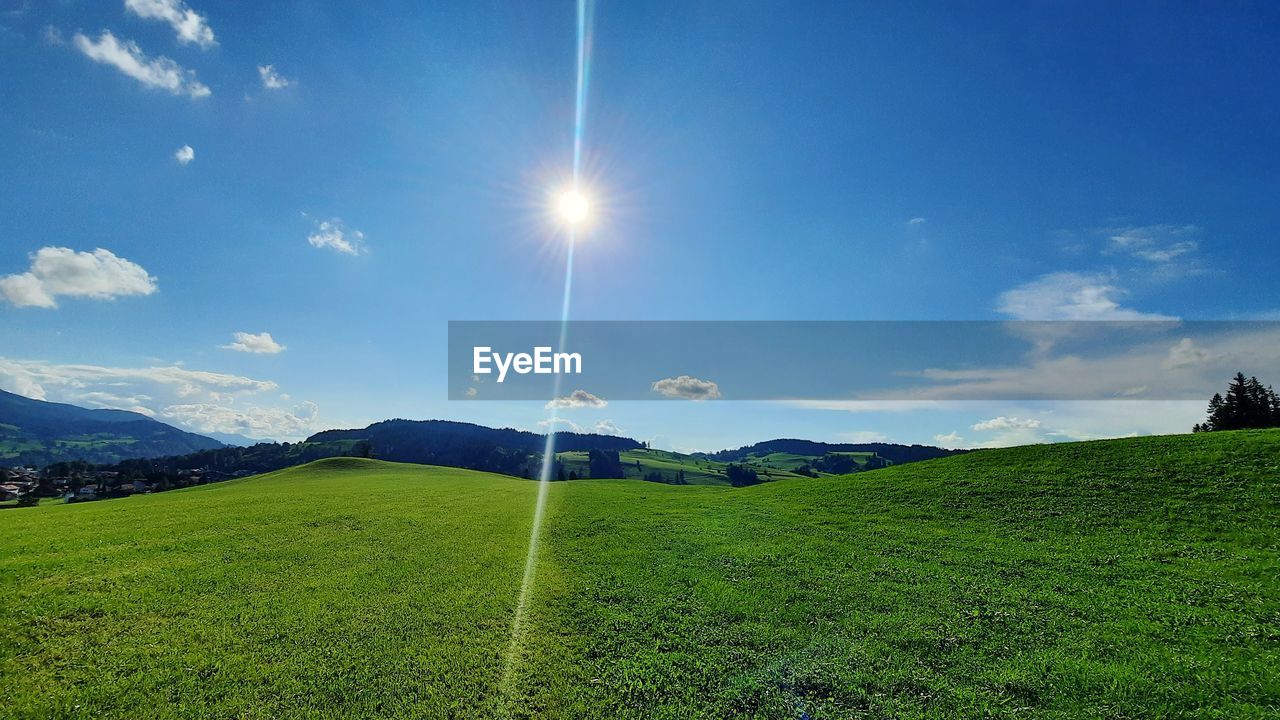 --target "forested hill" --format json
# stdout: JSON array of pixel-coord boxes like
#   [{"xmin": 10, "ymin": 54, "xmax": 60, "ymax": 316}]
[
  {"xmin": 0, "ymin": 389, "xmax": 223, "ymax": 466},
  {"xmin": 707, "ymin": 438, "xmax": 964, "ymax": 465},
  {"xmin": 308, "ymin": 418, "xmax": 642, "ymax": 462}
]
